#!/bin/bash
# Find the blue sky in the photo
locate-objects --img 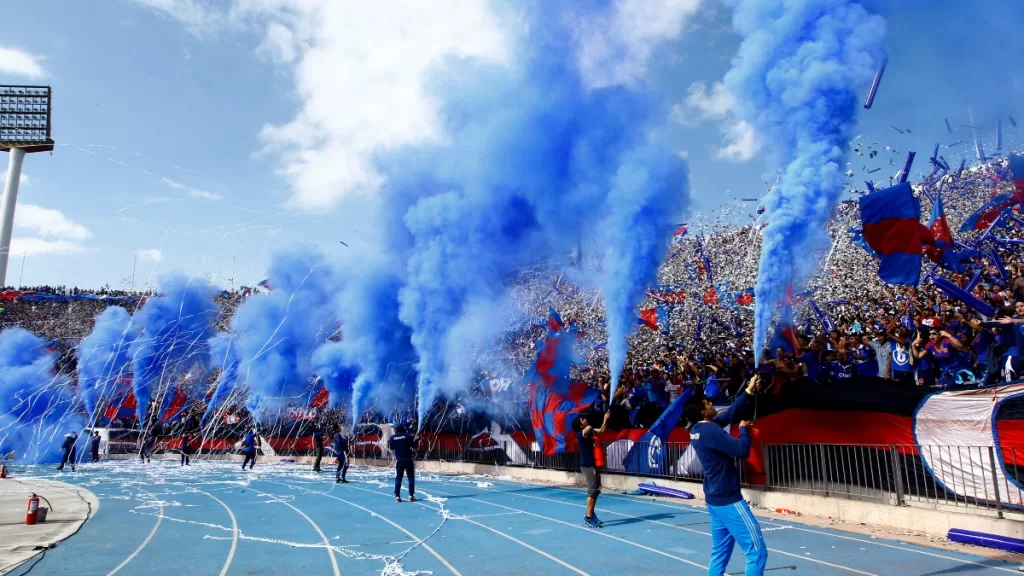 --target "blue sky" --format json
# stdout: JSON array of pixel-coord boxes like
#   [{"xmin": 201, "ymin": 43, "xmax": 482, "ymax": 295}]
[{"xmin": 0, "ymin": 0, "xmax": 1021, "ymax": 290}]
